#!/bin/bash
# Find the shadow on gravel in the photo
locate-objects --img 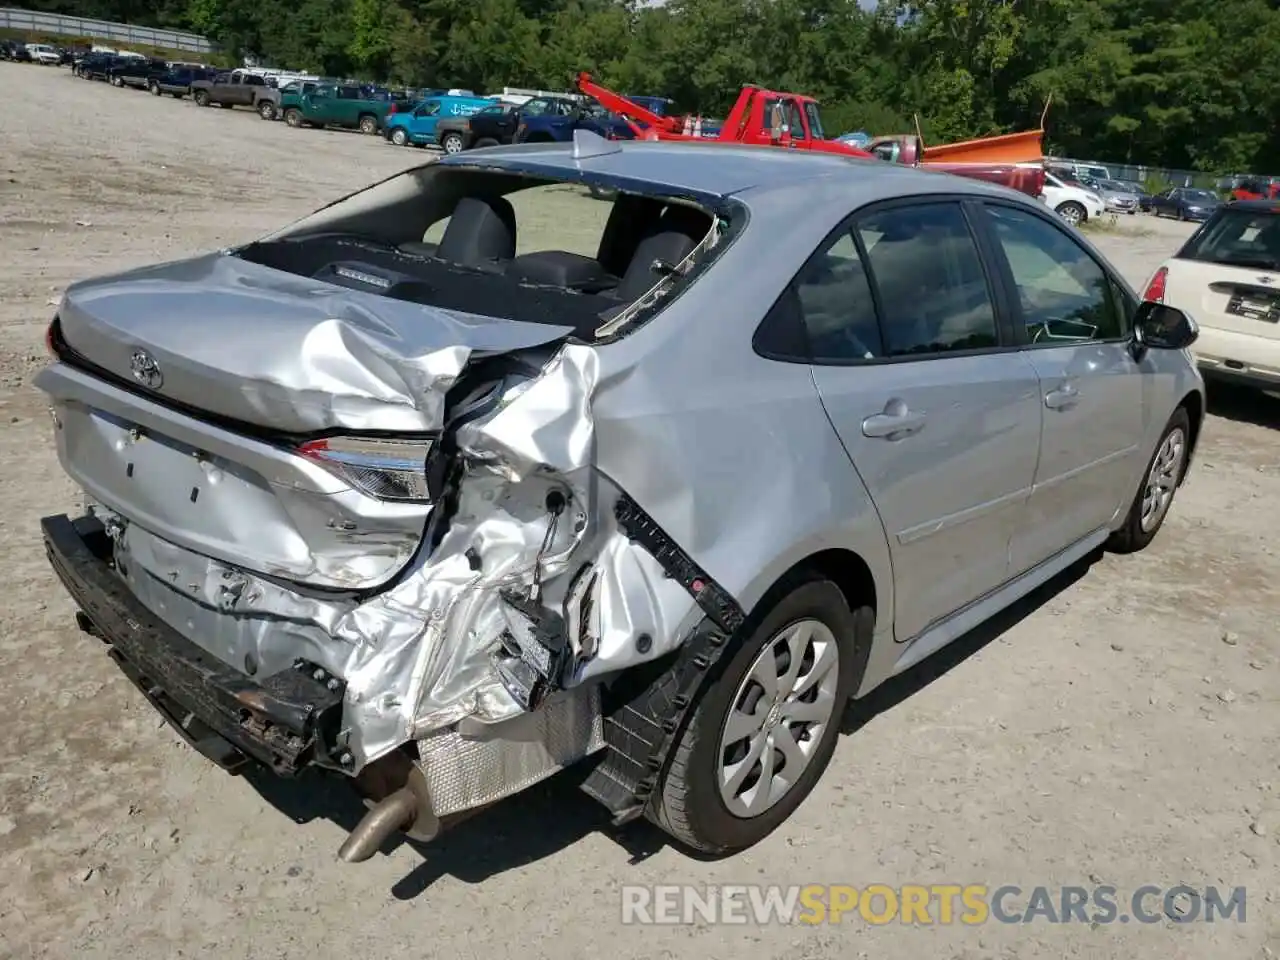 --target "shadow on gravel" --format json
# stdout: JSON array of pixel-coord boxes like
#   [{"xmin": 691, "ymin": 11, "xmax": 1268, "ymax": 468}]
[
  {"xmin": 243, "ymin": 550, "xmax": 1100, "ymax": 899},
  {"xmin": 841, "ymin": 549, "xmax": 1097, "ymax": 737},
  {"xmin": 1204, "ymin": 380, "xmax": 1280, "ymax": 430}
]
